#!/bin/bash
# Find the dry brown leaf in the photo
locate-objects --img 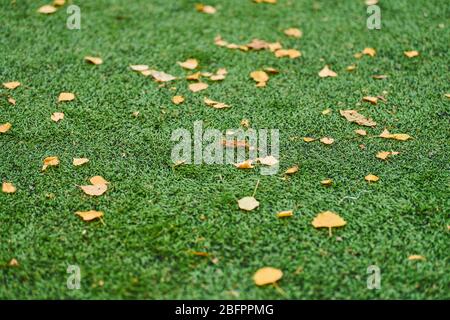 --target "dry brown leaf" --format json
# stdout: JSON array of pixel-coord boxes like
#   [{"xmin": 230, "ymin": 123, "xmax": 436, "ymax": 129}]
[
  {"xmin": 362, "ymin": 47, "xmax": 376, "ymax": 57},
  {"xmin": 37, "ymin": 5, "xmax": 57, "ymax": 14},
  {"xmin": 238, "ymin": 196, "xmax": 259, "ymax": 211},
  {"xmin": 73, "ymin": 158, "xmax": 89, "ymax": 166},
  {"xmin": 379, "ymin": 129, "xmax": 411, "ymax": 141},
  {"xmin": 8, "ymin": 97, "xmax": 16, "ymax": 105},
  {"xmin": 0, "ymin": 122, "xmax": 12, "ymax": 133},
  {"xmin": 80, "ymin": 184, "xmax": 107, "ymax": 196},
  {"xmin": 221, "ymin": 139, "xmax": 248, "ymax": 149},
  {"xmin": 340, "ymin": 110, "xmax": 376, "ymax": 127},
  {"xmin": 76, "ymin": 210, "xmax": 104, "ymax": 221},
  {"xmin": 172, "ymin": 95, "xmax": 185, "ymax": 105},
  {"xmin": 268, "ymin": 42, "xmax": 282, "ymax": 52},
  {"xmin": 90, "ymin": 175, "xmax": 109, "ymax": 185},
  {"xmin": 321, "ymin": 179, "xmax": 333, "ymax": 186},
  {"xmin": 320, "ymin": 137, "xmax": 334, "ymax": 145},
  {"xmin": 178, "ymin": 58, "xmax": 198, "ymax": 70},
  {"xmin": 372, "ymin": 74, "xmax": 388, "ymax": 80},
  {"xmin": 284, "ymin": 28, "xmax": 302, "ymax": 38},
  {"xmin": 354, "ymin": 129, "xmax": 367, "ymax": 136},
  {"xmin": 186, "ymin": 72, "xmax": 202, "ymax": 81},
  {"xmin": 257, "ymin": 155, "xmax": 278, "ymax": 166},
  {"xmin": 275, "ymin": 49, "xmax": 301, "ymax": 59},
  {"xmin": 253, "ymin": 267, "xmax": 282, "ymax": 286},
  {"xmin": 150, "ymin": 70, "xmax": 176, "ymax": 82},
  {"xmin": 303, "ymin": 137, "xmax": 316, "ymax": 142},
  {"xmin": 130, "ymin": 65, "xmax": 149, "ymax": 72},
  {"xmin": 312, "ymin": 211, "xmax": 346, "ymax": 236},
  {"xmin": 2, "ymin": 182, "xmax": 16, "ymax": 194},
  {"xmin": 210, "ymin": 74, "xmax": 226, "ymax": 81},
  {"xmin": 58, "ymin": 92, "xmax": 75, "ymax": 102},
  {"xmin": 51, "ymin": 112, "xmax": 64, "ymax": 122},
  {"xmin": 250, "ymin": 70, "xmax": 269, "ymax": 87},
  {"xmin": 277, "ymin": 210, "xmax": 293, "ymax": 218},
  {"xmin": 363, "ymin": 96, "xmax": 378, "ymax": 105},
  {"xmin": 8, "ymin": 258, "xmax": 19, "ymax": 267},
  {"xmin": 195, "ymin": 4, "xmax": 216, "ymax": 14},
  {"xmin": 408, "ymin": 255, "xmax": 426, "ymax": 261},
  {"xmin": 42, "ymin": 156, "xmax": 59, "ymax": 171},
  {"xmin": 3, "ymin": 81, "xmax": 21, "ymax": 89},
  {"xmin": 247, "ymin": 38, "xmax": 270, "ymax": 50},
  {"xmin": 234, "ymin": 160, "xmax": 254, "ymax": 169},
  {"xmin": 376, "ymin": 151, "xmax": 399, "ymax": 160},
  {"xmin": 84, "ymin": 56, "xmax": 103, "ymax": 65},
  {"xmin": 189, "ymin": 82, "xmax": 208, "ymax": 93},
  {"xmin": 264, "ymin": 67, "xmax": 279, "ymax": 74},
  {"xmin": 318, "ymin": 65, "xmax": 337, "ymax": 78},
  {"xmin": 404, "ymin": 50, "xmax": 419, "ymax": 58},
  {"xmin": 204, "ymin": 97, "xmax": 230, "ymax": 109},
  {"xmin": 285, "ymin": 165, "xmax": 299, "ymax": 175},
  {"xmin": 365, "ymin": 174, "xmax": 379, "ymax": 182}
]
